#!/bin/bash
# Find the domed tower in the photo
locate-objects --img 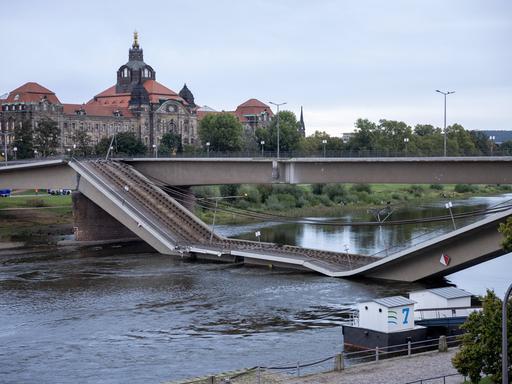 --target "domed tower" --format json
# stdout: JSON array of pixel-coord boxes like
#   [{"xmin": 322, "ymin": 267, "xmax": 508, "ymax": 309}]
[
  {"xmin": 179, "ymin": 83, "xmax": 196, "ymax": 108},
  {"xmin": 116, "ymin": 31, "xmax": 156, "ymax": 94}
]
